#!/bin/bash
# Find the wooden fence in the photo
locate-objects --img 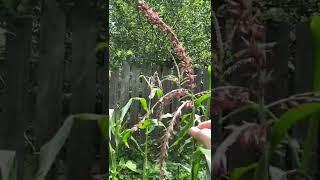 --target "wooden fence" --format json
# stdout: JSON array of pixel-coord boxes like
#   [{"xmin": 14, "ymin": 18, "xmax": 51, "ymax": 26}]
[
  {"xmin": 0, "ymin": 1, "xmax": 106, "ymax": 180},
  {"xmin": 109, "ymin": 63, "xmax": 209, "ymax": 123}
]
